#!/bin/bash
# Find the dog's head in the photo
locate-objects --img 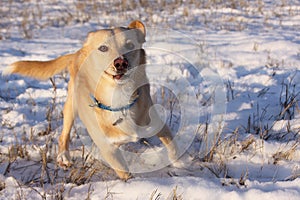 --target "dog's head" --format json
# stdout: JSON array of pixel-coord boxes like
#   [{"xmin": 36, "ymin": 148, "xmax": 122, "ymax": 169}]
[{"xmin": 83, "ymin": 20, "xmax": 146, "ymax": 84}]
